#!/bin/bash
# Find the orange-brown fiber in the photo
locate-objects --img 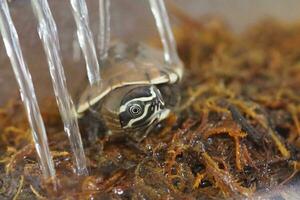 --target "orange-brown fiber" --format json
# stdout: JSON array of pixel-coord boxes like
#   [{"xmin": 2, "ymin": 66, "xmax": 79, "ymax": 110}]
[{"xmin": 1, "ymin": 11, "xmax": 300, "ymax": 199}]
